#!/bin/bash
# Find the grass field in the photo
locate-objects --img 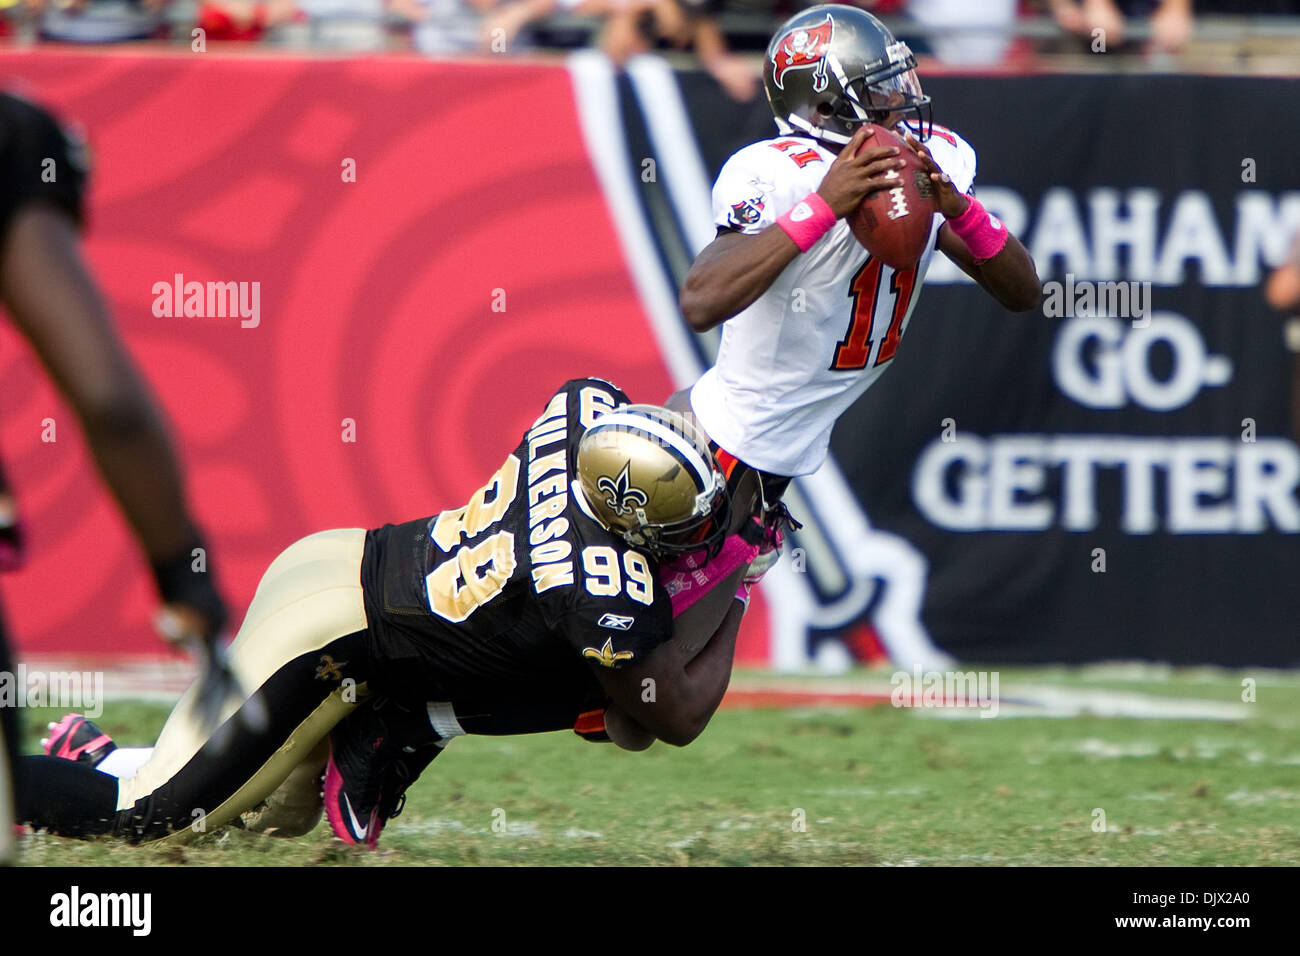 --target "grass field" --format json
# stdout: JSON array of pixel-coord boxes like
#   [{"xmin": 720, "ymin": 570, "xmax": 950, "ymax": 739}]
[{"xmin": 14, "ymin": 665, "xmax": 1300, "ymax": 866}]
